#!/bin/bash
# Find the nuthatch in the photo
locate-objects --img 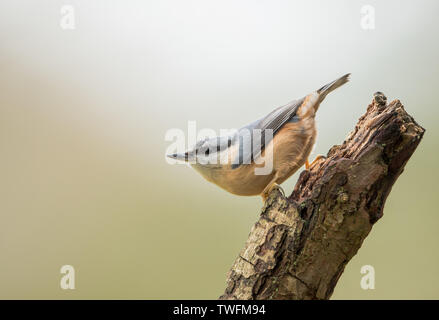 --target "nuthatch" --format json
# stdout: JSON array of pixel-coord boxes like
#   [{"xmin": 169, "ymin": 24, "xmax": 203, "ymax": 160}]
[{"xmin": 168, "ymin": 74, "xmax": 350, "ymax": 201}]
